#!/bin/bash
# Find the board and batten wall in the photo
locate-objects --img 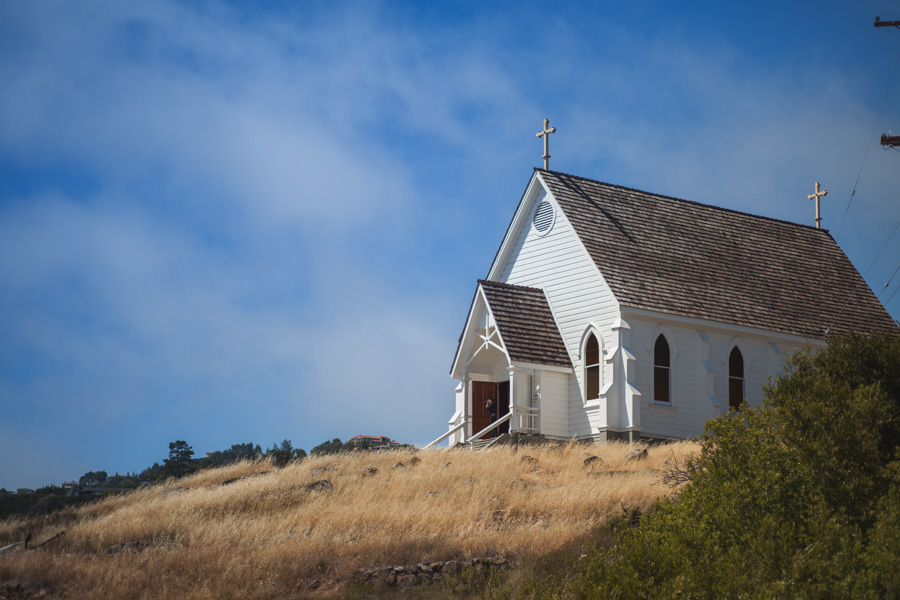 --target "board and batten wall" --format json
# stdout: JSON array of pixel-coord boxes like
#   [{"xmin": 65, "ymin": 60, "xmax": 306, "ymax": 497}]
[
  {"xmin": 627, "ymin": 315, "xmax": 804, "ymax": 439},
  {"xmin": 535, "ymin": 370, "xmax": 569, "ymax": 437}
]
